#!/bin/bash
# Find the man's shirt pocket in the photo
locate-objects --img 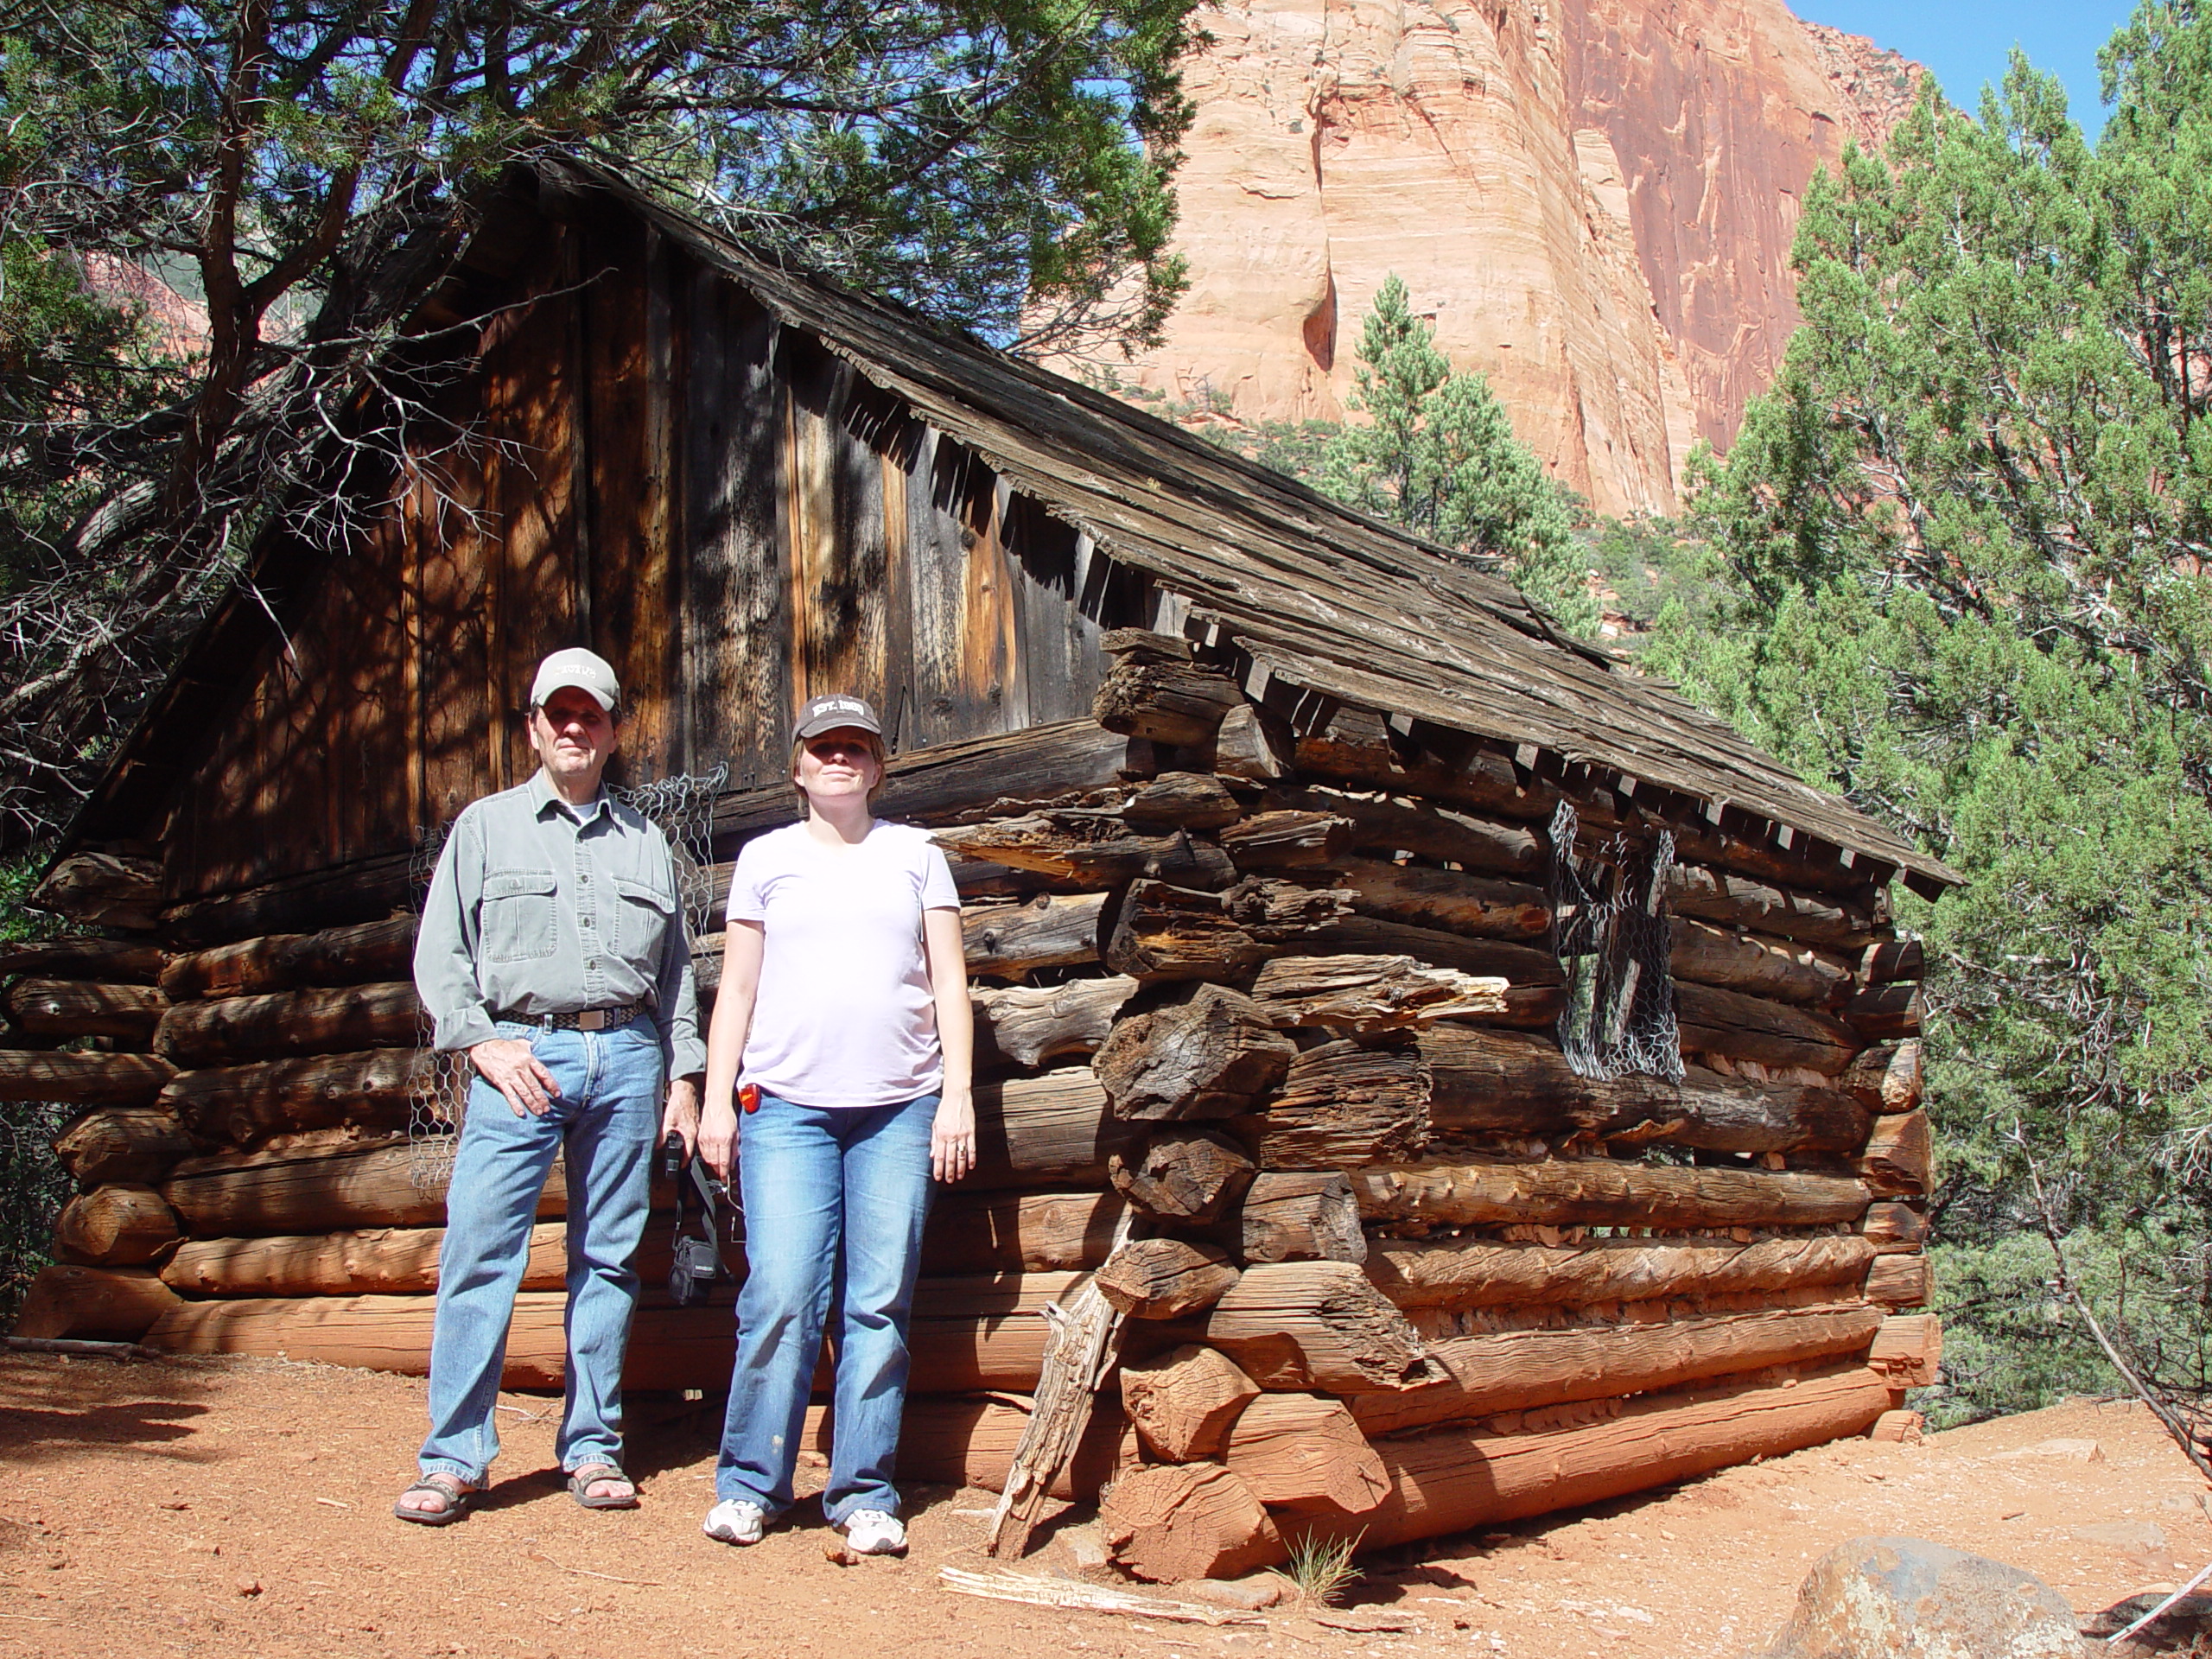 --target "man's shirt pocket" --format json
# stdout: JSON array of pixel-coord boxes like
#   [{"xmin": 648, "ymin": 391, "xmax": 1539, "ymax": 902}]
[
  {"xmin": 482, "ymin": 868, "xmax": 560, "ymax": 963},
  {"xmin": 612, "ymin": 875, "xmax": 677, "ymax": 965}
]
